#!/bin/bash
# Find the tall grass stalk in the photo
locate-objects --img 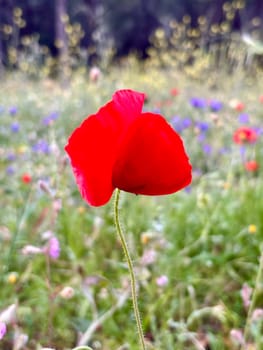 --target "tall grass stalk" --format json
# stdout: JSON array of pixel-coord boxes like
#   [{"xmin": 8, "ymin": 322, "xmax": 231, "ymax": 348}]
[{"xmin": 242, "ymin": 246, "xmax": 263, "ymax": 348}]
